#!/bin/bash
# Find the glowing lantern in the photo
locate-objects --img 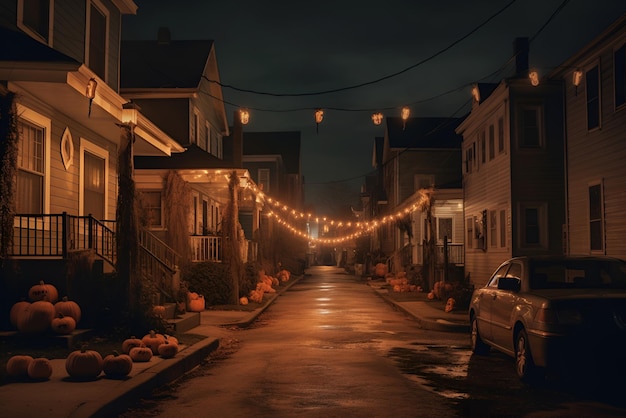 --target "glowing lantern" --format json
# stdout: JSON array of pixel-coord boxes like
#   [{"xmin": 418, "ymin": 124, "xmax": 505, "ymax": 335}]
[
  {"xmin": 239, "ymin": 108, "xmax": 250, "ymax": 125},
  {"xmin": 371, "ymin": 112, "xmax": 383, "ymax": 126},
  {"xmin": 471, "ymin": 85, "xmax": 480, "ymax": 102},
  {"xmin": 572, "ymin": 70, "xmax": 583, "ymax": 87},
  {"xmin": 401, "ymin": 106, "xmax": 410, "ymax": 129},
  {"xmin": 315, "ymin": 109, "xmax": 324, "ymax": 133},
  {"xmin": 86, "ymin": 78, "xmax": 97, "ymax": 117},
  {"xmin": 529, "ymin": 71, "xmax": 539, "ymax": 86}
]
